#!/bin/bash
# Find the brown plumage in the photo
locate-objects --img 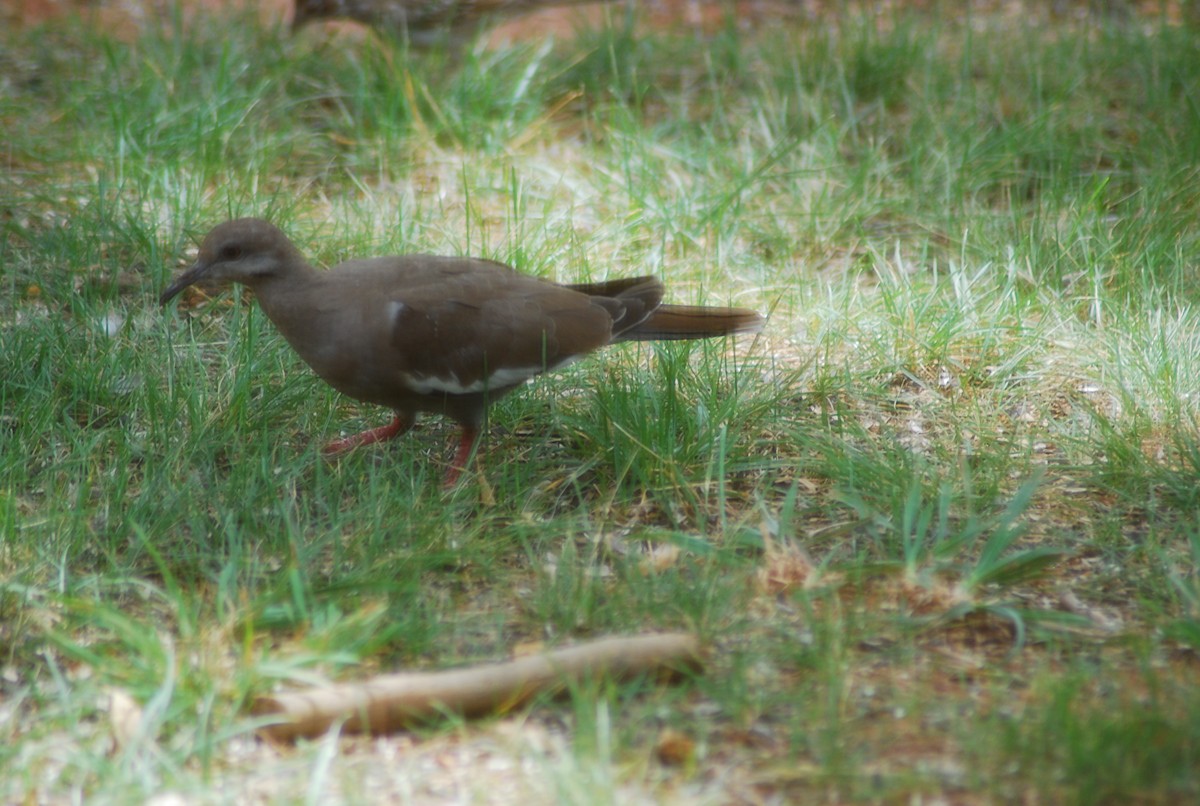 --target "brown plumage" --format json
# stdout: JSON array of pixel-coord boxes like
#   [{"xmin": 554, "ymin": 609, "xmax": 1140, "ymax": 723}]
[
  {"xmin": 160, "ymin": 218, "xmax": 763, "ymax": 483},
  {"xmin": 293, "ymin": 0, "xmax": 614, "ymax": 44}
]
